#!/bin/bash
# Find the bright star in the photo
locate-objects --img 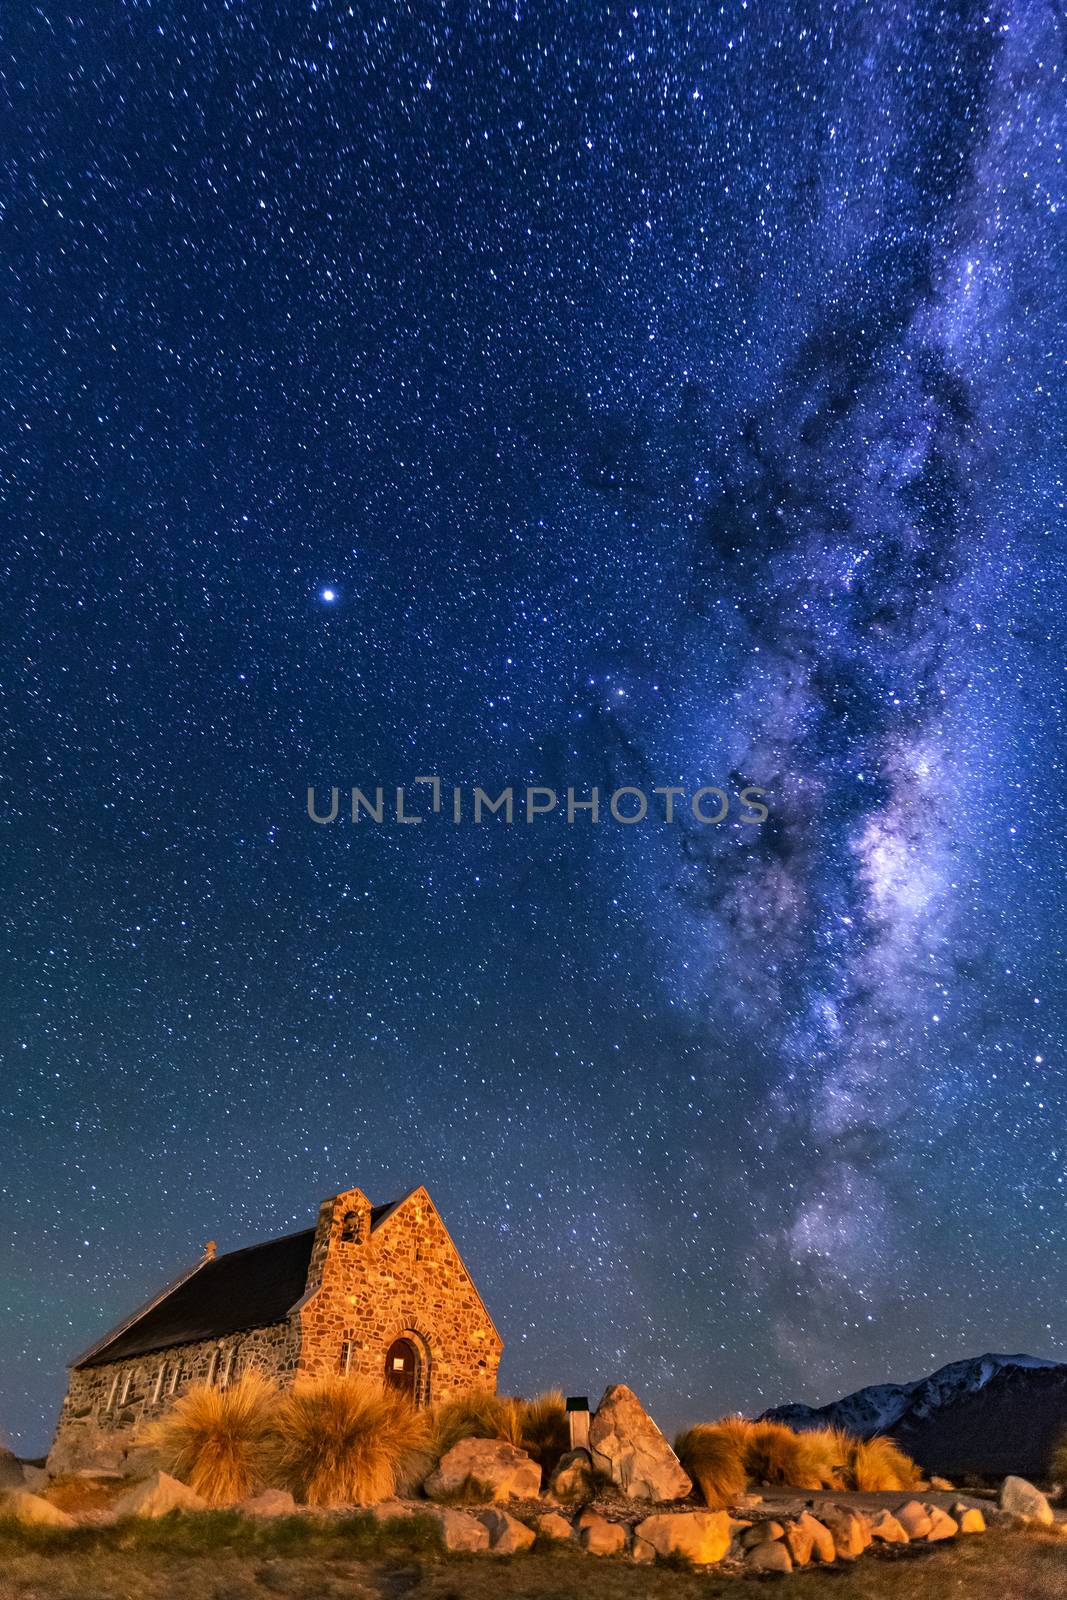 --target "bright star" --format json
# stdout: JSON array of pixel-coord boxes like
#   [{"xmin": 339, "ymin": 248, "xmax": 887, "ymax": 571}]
[{"xmin": 321, "ymin": 588, "xmax": 336, "ymax": 603}]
